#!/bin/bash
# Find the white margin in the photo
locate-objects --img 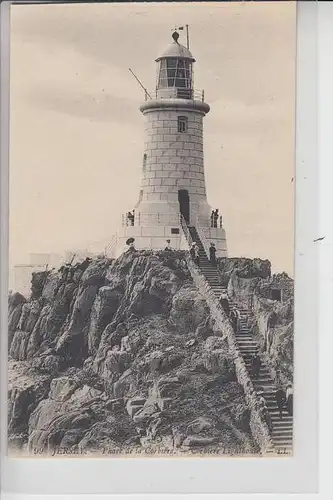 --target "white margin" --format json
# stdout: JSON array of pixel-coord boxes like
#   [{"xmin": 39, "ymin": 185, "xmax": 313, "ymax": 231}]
[{"xmin": 0, "ymin": 0, "xmax": 328, "ymax": 498}]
